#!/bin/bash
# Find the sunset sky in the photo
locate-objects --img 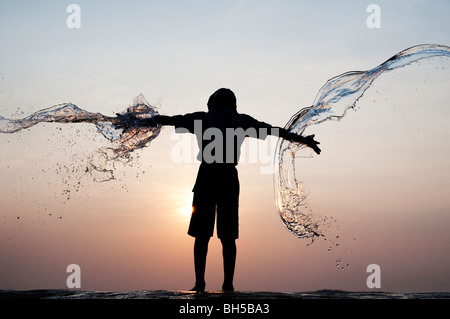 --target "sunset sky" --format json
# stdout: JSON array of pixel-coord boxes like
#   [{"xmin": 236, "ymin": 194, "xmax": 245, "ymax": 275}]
[{"xmin": 1, "ymin": 0, "xmax": 450, "ymax": 293}]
